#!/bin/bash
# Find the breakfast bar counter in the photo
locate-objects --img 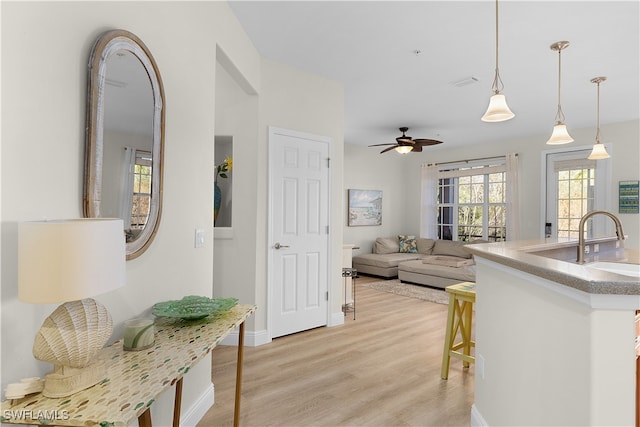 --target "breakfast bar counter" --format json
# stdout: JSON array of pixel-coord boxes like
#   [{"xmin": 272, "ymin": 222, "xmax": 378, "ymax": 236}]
[{"xmin": 466, "ymin": 239, "xmax": 640, "ymax": 427}]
